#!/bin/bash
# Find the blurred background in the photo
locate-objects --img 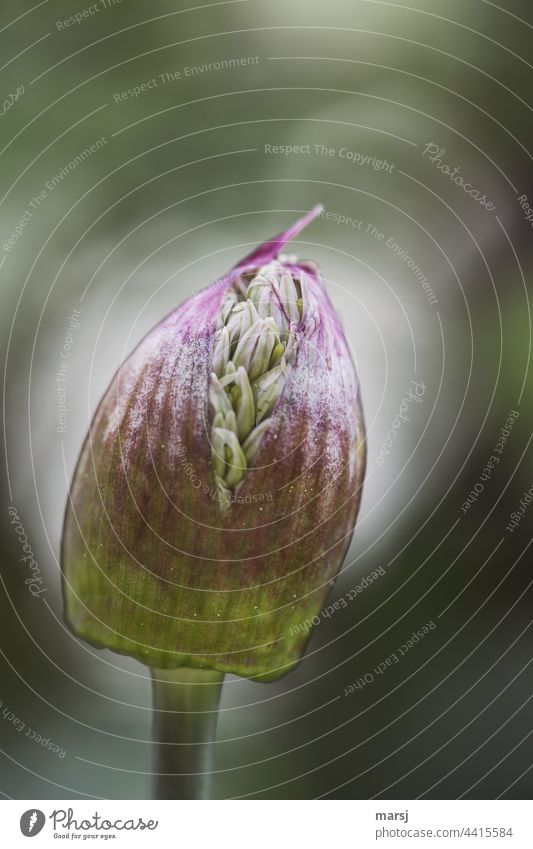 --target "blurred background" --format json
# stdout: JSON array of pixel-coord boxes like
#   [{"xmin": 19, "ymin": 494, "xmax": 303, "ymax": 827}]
[{"xmin": 0, "ymin": 0, "xmax": 532, "ymax": 799}]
